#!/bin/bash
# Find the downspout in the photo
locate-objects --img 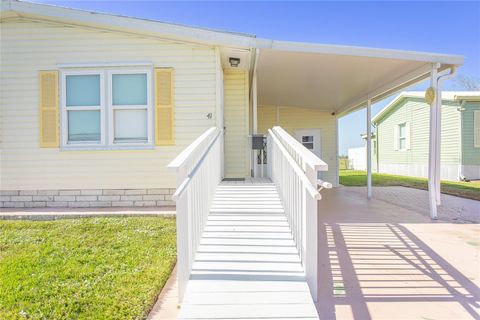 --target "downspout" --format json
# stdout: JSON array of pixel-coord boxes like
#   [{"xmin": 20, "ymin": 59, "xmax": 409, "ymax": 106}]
[
  {"xmin": 458, "ymin": 99, "xmax": 466, "ymax": 181},
  {"xmin": 372, "ymin": 122, "xmax": 379, "ymax": 173}
]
